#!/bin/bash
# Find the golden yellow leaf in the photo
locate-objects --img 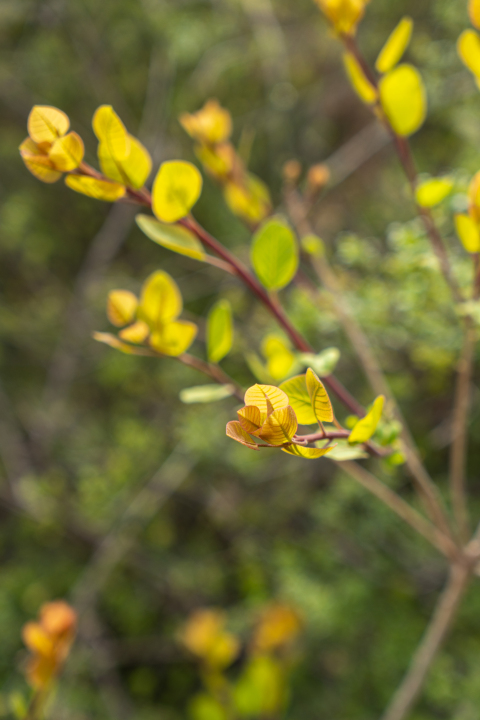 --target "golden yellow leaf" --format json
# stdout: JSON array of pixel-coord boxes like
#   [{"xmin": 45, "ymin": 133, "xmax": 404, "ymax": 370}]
[
  {"xmin": 262, "ymin": 335, "xmax": 296, "ymax": 381},
  {"xmin": 244, "ymin": 384, "xmax": 289, "ymax": 415},
  {"xmin": 314, "ymin": 0, "xmax": 370, "ymax": 35},
  {"xmin": 415, "ymin": 177, "xmax": 454, "ymax": 208},
  {"xmin": 139, "ymin": 270, "xmax": 182, "ymax": 328},
  {"xmin": 306, "ymin": 368, "xmax": 334, "ymax": 423},
  {"xmin": 454, "ymin": 214, "xmax": 480, "ymax": 253},
  {"xmin": 253, "ymin": 605, "xmax": 302, "ymax": 652},
  {"xmin": 48, "ymin": 132, "xmax": 84, "ymax": 171},
  {"xmin": 92, "ymin": 331, "xmax": 138, "ymax": 354},
  {"xmin": 65, "ymin": 175, "xmax": 126, "ymax": 201},
  {"xmin": 224, "ymin": 173, "xmax": 271, "ymax": 224},
  {"xmin": 469, "ymin": 0, "xmax": 480, "ymax": 30},
  {"xmin": 226, "ymin": 421, "xmax": 260, "ymax": 450},
  {"xmin": 195, "ymin": 143, "xmax": 235, "ymax": 178},
  {"xmin": 343, "ymin": 52, "xmax": 378, "ymax": 104},
  {"xmin": 179, "ymin": 99, "xmax": 233, "ymax": 144},
  {"xmin": 375, "ymin": 17, "xmax": 413, "ymax": 74},
  {"xmin": 149, "ymin": 320, "xmax": 197, "ymax": 356},
  {"xmin": 458, "ymin": 30, "xmax": 480, "ymax": 78},
  {"xmin": 19, "ymin": 137, "xmax": 62, "ymax": 183},
  {"xmin": 22, "ymin": 622, "xmax": 54, "ymax": 656},
  {"xmin": 152, "ymin": 160, "xmax": 203, "ymax": 223},
  {"xmin": 349, "ymin": 395, "xmax": 384, "ymax": 444},
  {"xmin": 92, "ymin": 105, "xmax": 130, "ymax": 160},
  {"xmin": 27, "ymin": 106, "xmax": 70, "ymax": 145},
  {"xmin": 255, "ymin": 406, "xmax": 298, "ymax": 446},
  {"xmin": 119, "ymin": 320, "xmax": 150, "ymax": 344},
  {"xmin": 379, "ymin": 64, "xmax": 427, "ymax": 137},
  {"xmin": 99, "ymin": 135, "xmax": 152, "ymax": 189},
  {"xmin": 107, "ymin": 289, "xmax": 138, "ymax": 327},
  {"xmin": 282, "ymin": 444, "xmax": 335, "ymax": 459},
  {"xmin": 237, "ymin": 405, "xmax": 265, "ymax": 433},
  {"xmin": 279, "ymin": 375, "xmax": 317, "ymax": 425}
]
